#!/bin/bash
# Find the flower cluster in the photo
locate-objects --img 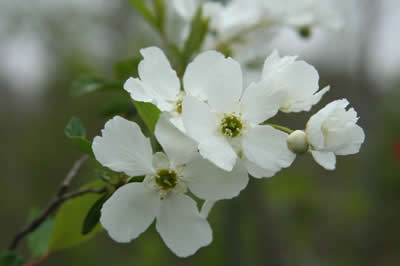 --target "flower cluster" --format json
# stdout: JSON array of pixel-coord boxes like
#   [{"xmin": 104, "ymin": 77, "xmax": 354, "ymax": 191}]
[
  {"xmin": 92, "ymin": 45, "xmax": 365, "ymax": 257},
  {"xmin": 171, "ymin": 0, "xmax": 343, "ymax": 61}
]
